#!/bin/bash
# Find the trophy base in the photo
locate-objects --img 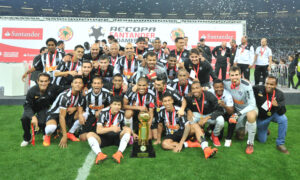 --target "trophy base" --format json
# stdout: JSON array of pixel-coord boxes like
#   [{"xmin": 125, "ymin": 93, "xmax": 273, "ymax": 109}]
[{"xmin": 130, "ymin": 140, "xmax": 156, "ymax": 158}]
